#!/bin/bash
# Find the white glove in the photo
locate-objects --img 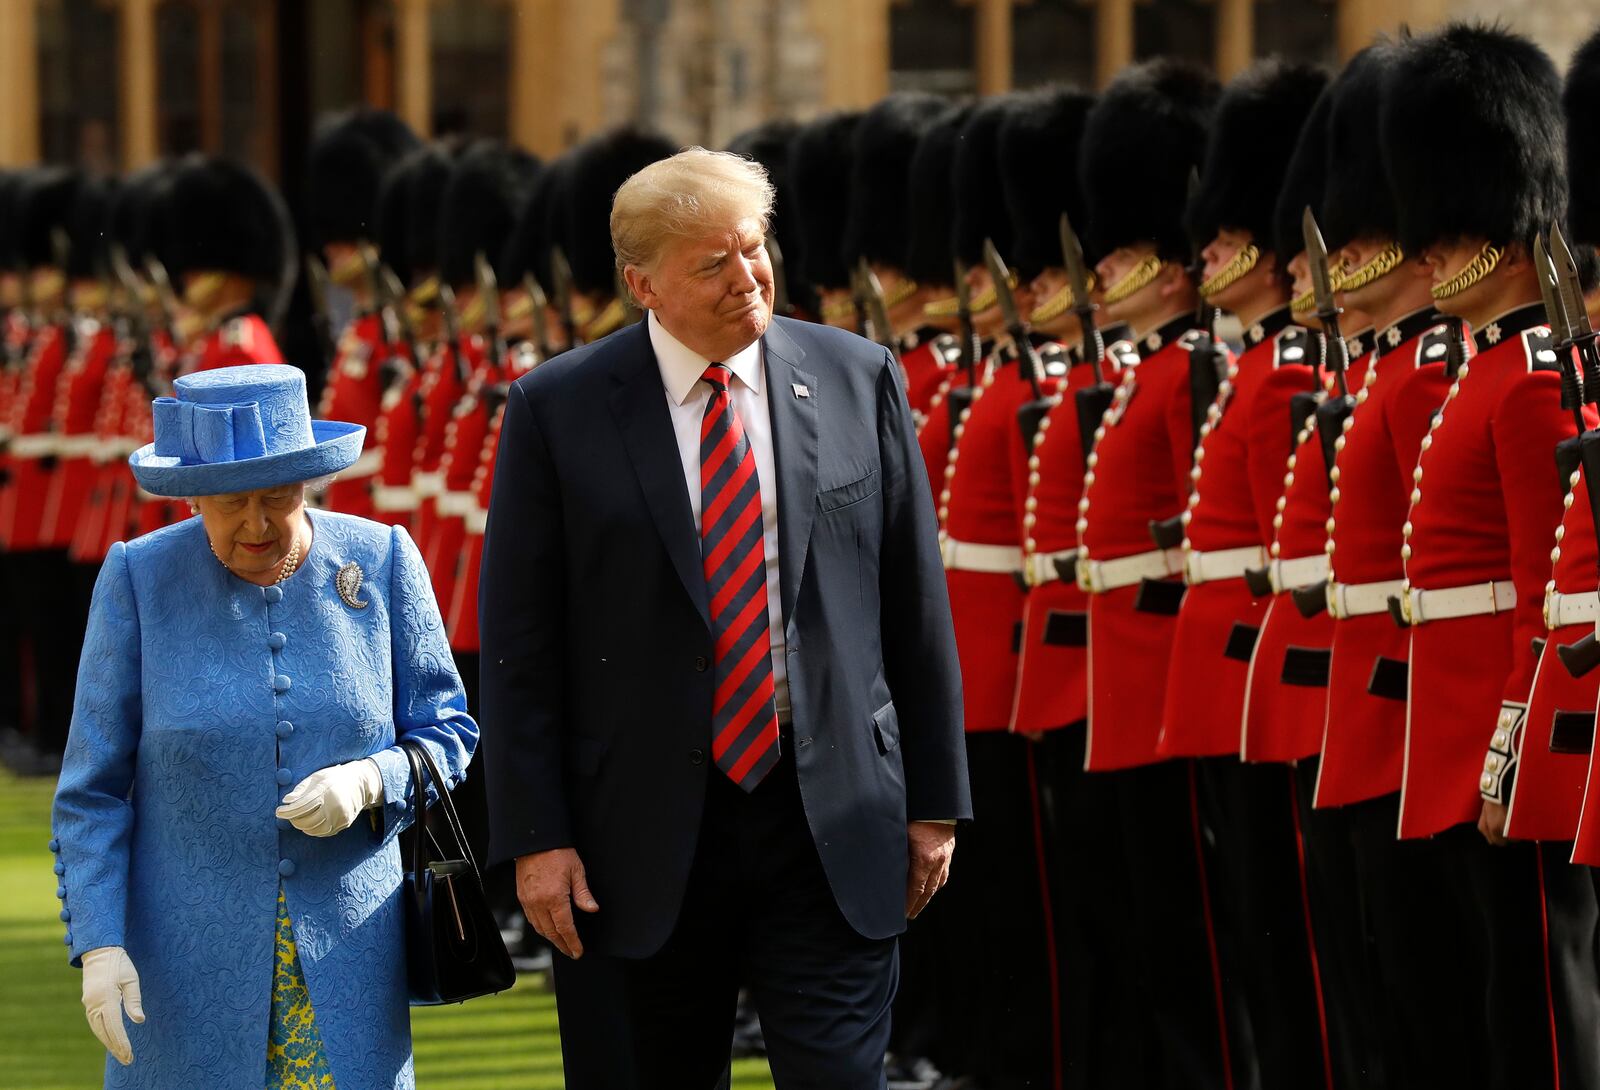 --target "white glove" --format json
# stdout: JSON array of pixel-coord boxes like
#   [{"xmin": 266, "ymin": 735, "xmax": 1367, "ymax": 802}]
[
  {"xmin": 82, "ymin": 946, "xmax": 143, "ymax": 1066},
  {"xmin": 275, "ymin": 758, "xmax": 385, "ymax": 837}
]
